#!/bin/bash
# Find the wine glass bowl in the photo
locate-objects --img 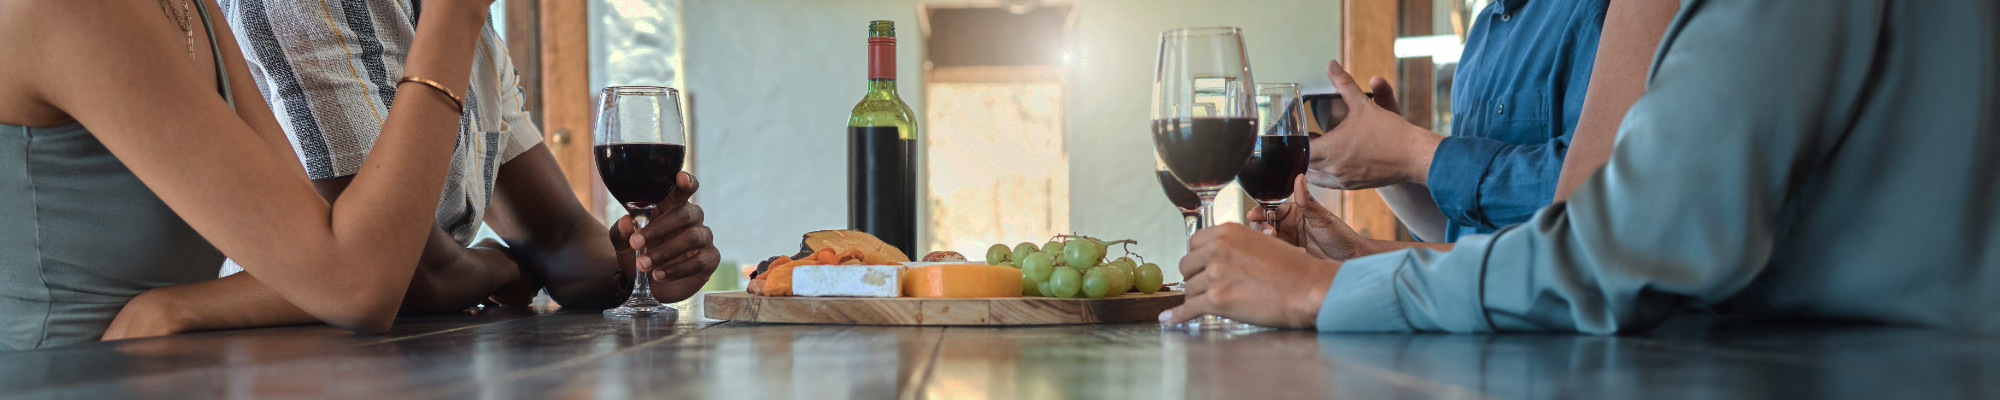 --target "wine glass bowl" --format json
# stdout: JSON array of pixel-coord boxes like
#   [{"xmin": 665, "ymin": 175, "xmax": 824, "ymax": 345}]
[
  {"xmin": 594, "ymin": 86, "xmax": 688, "ymax": 318},
  {"xmin": 1241, "ymin": 83, "xmax": 1308, "ymax": 226}
]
